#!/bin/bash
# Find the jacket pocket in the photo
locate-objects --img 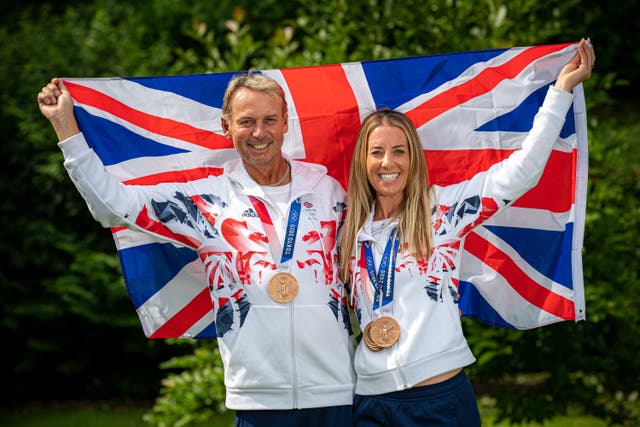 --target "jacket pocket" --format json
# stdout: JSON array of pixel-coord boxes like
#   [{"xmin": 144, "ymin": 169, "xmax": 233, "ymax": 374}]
[
  {"xmin": 225, "ymin": 305, "xmax": 292, "ymax": 389},
  {"xmin": 294, "ymin": 305, "xmax": 354, "ymax": 388}
]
